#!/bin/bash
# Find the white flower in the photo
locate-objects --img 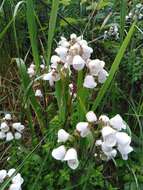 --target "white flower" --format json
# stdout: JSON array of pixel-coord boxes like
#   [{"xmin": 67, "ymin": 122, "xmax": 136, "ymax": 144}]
[
  {"xmin": 29, "ymin": 63, "xmax": 35, "ymax": 69},
  {"xmin": 9, "ymin": 183, "xmax": 21, "ymax": 190},
  {"xmin": 12, "ymin": 173, "xmax": 24, "ymax": 185},
  {"xmin": 70, "ymin": 33, "xmax": 77, "ymax": 40},
  {"xmin": 101, "ymin": 142, "xmax": 117, "ymax": 159},
  {"xmin": 88, "ymin": 59, "xmax": 105, "ymax": 76},
  {"xmin": 14, "ymin": 132, "xmax": 22, "ymax": 140},
  {"xmin": 7, "ymin": 168, "xmax": 16, "ymax": 177},
  {"xmin": 0, "ymin": 122, "xmax": 9, "ymax": 132},
  {"xmin": 57, "ymin": 129, "xmax": 70, "ymax": 143},
  {"xmin": 63, "ymin": 148, "xmax": 79, "ymax": 170},
  {"xmin": 118, "ymin": 144, "xmax": 133, "ymax": 160},
  {"xmin": 72, "ymin": 55, "xmax": 85, "ymax": 71},
  {"xmin": 109, "ymin": 114, "xmax": 126, "ymax": 131},
  {"xmin": 76, "ymin": 122, "xmax": 90, "ymax": 137},
  {"xmin": 51, "ymin": 55, "xmax": 61, "ymax": 68},
  {"xmin": 40, "ymin": 64, "xmax": 45, "ymax": 70},
  {"xmin": 83, "ymin": 75, "xmax": 97, "ymax": 89},
  {"xmin": 101, "ymin": 126, "xmax": 117, "ymax": 147},
  {"xmin": 43, "ymin": 70, "xmax": 60, "ymax": 86},
  {"xmin": 59, "ymin": 37, "xmax": 70, "ymax": 48},
  {"xmin": 99, "ymin": 115, "xmax": 110, "ymax": 125},
  {"xmin": 35, "ymin": 89, "xmax": 43, "ymax": 97},
  {"xmin": 6, "ymin": 132, "xmax": 14, "ymax": 141},
  {"xmin": 86, "ymin": 111, "xmax": 97, "ymax": 123},
  {"xmin": 98, "ymin": 69, "xmax": 108, "ymax": 83},
  {"xmin": 55, "ymin": 46, "xmax": 68, "ymax": 61},
  {"xmin": 12, "ymin": 123, "xmax": 24, "ymax": 133},
  {"xmin": 52, "ymin": 145, "xmax": 66, "ymax": 160},
  {"xmin": 115, "ymin": 132, "xmax": 131, "ymax": 146},
  {"xmin": 95, "ymin": 139, "xmax": 103, "ymax": 146},
  {"xmin": 0, "ymin": 170, "xmax": 7, "ymax": 183},
  {"xmin": 82, "ymin": 44, "xmax": 93, "ymax": 59},
  {"xmin": 4, "ymin": 113, "xmax": 12, "ymax": 120},
  {"xmin": 0, "ymin": 131, "xmax": 6, "ymax": 139},
  {"xmin": 27, "ymin": 67, "xmax": 35, "ymax": 78}
]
